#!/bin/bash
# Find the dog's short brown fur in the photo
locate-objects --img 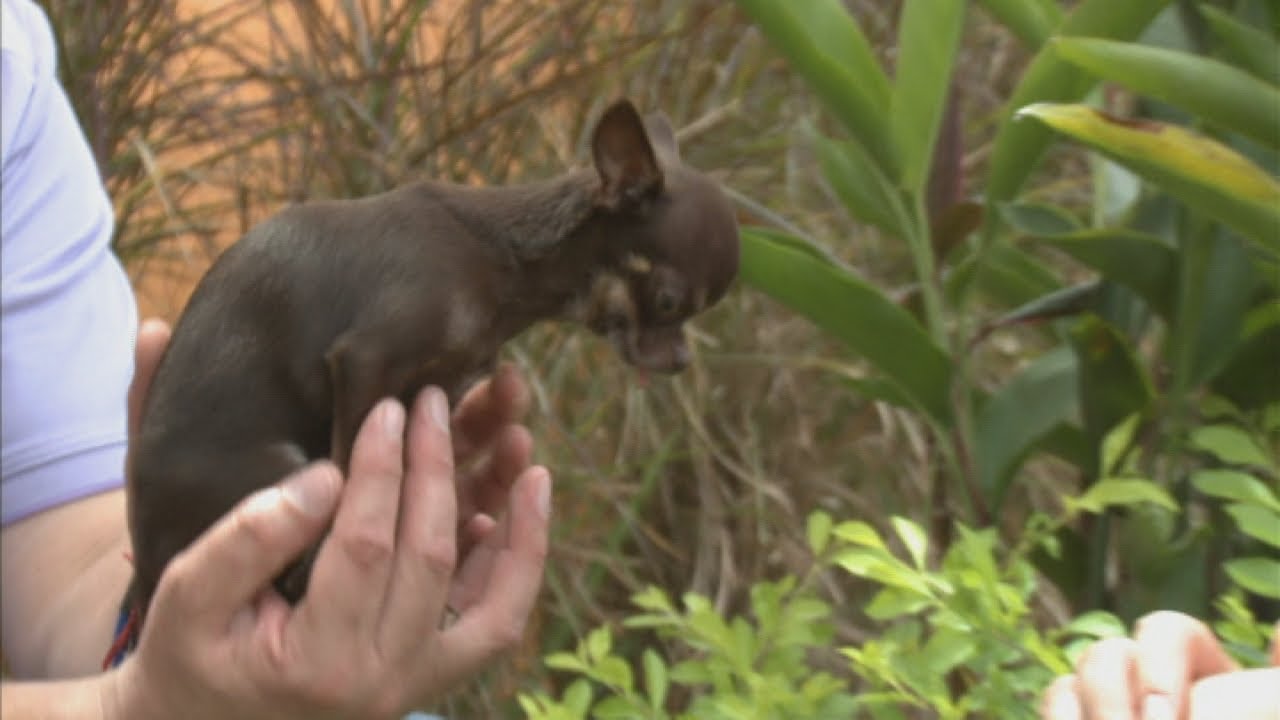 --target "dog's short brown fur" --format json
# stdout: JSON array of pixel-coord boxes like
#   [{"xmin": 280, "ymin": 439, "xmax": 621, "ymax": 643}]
[{"xmin": 126, "ymin": 100, "xmax": 739, "ymax": 623}]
